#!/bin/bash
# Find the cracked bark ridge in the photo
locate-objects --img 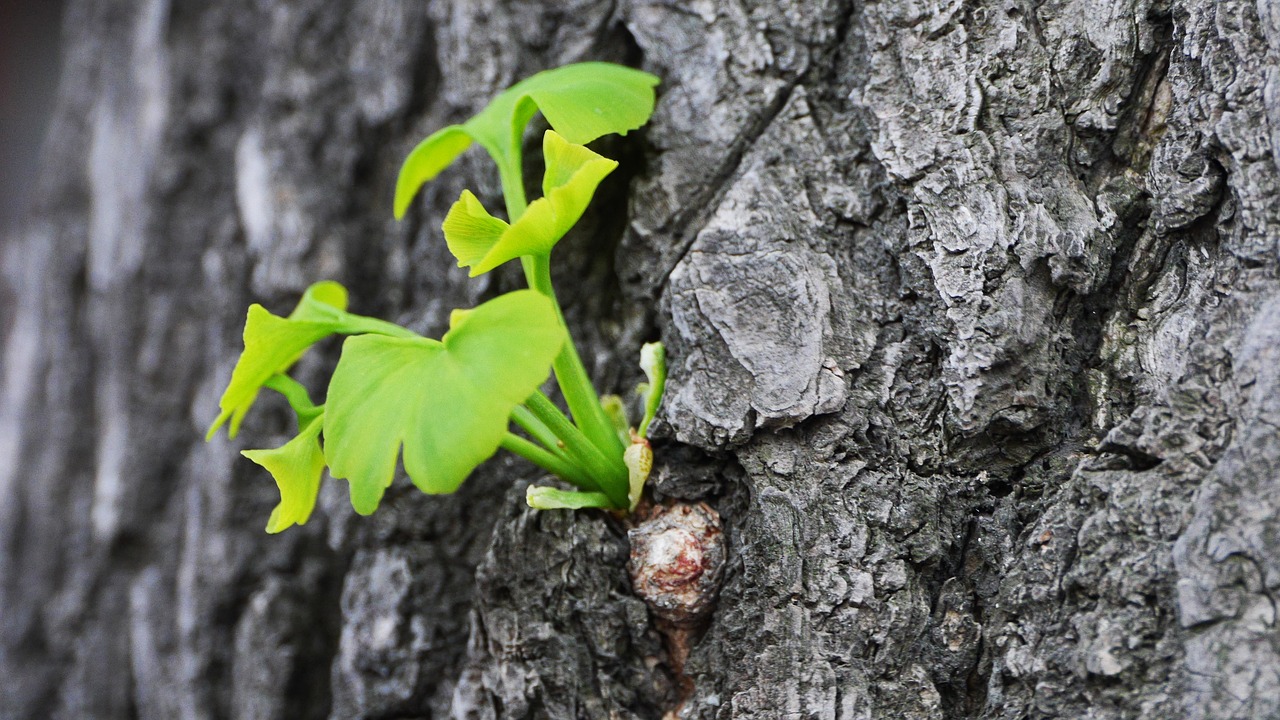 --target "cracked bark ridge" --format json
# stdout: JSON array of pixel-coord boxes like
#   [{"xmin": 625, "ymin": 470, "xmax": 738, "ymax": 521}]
[
  {"xmin": 664, "ymin": 88, "xmax": 865, "ymax": 448},
  {"xmin": 628, "ymin": 0, "xmax": 1280, "ymax": 716},
  {"xmin": 4, "ymin": 0, "xmax": 1280, "ymax": 718},
  {"xmin": 451, "ymin": 488, "xmax": 671, "ymax": 719},
  {"xmin": 1172, "ymin": 294, "xmax": 1280, "ymax": 720}
]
